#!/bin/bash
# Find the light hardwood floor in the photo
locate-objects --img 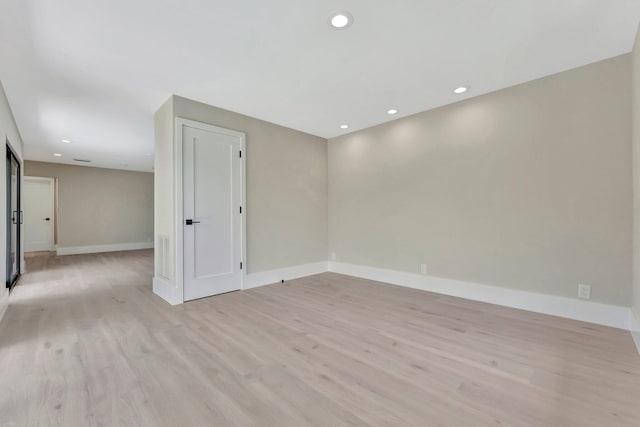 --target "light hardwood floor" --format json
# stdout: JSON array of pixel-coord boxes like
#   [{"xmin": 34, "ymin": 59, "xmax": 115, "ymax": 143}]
[{"xmin": 1, "ymin": 250, "xmax": 639, "ymax": 426}]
